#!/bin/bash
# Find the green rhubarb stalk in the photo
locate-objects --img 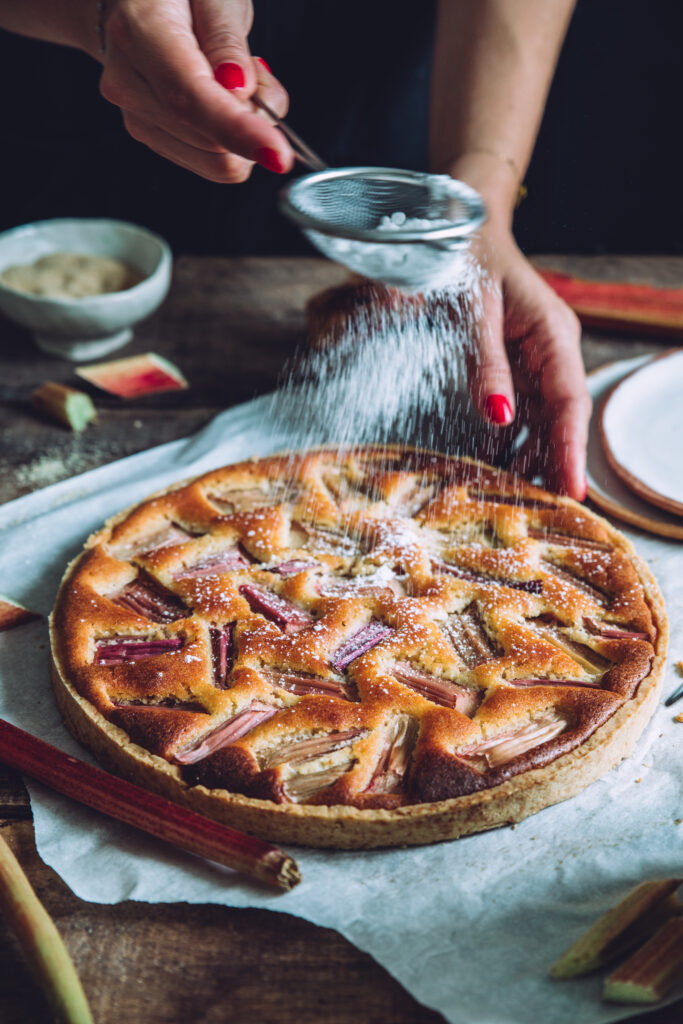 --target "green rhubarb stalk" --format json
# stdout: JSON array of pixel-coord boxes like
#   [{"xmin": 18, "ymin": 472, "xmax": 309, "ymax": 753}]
[
  {"xmin": 31, "ymin": 382, "xmax": 97, "ymax": 432},
  {"xmin": 0, "ymin": 834, "xmax": 93, "ymax": 1024},
  {"xmin": 550, "ymin": 879, "xmax": 681, "ymax": 979}
]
